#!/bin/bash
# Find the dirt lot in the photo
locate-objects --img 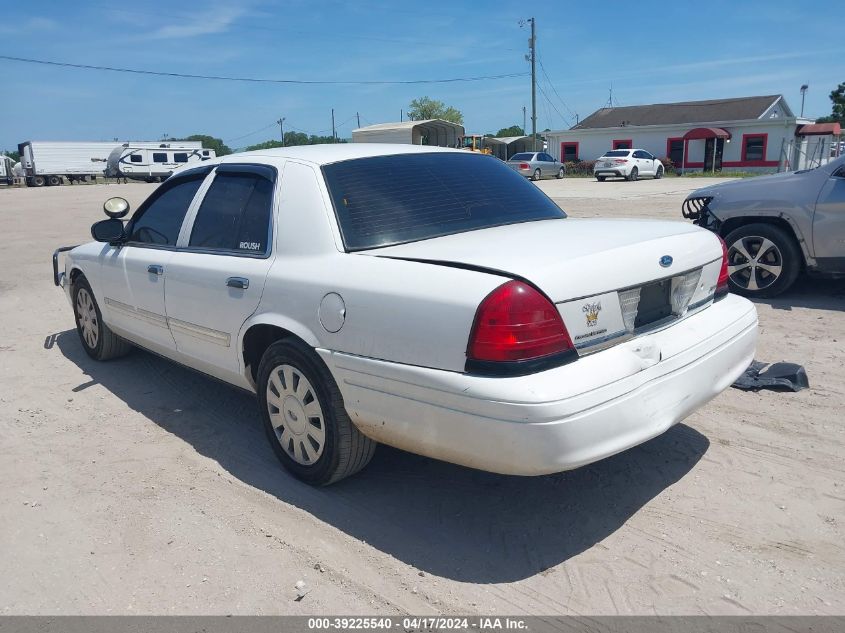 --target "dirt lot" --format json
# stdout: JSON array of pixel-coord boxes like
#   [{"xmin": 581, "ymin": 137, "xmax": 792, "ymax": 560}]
[{"xmin": 1, "ymin": 178, "xmax": 843, "ymax": 615}]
